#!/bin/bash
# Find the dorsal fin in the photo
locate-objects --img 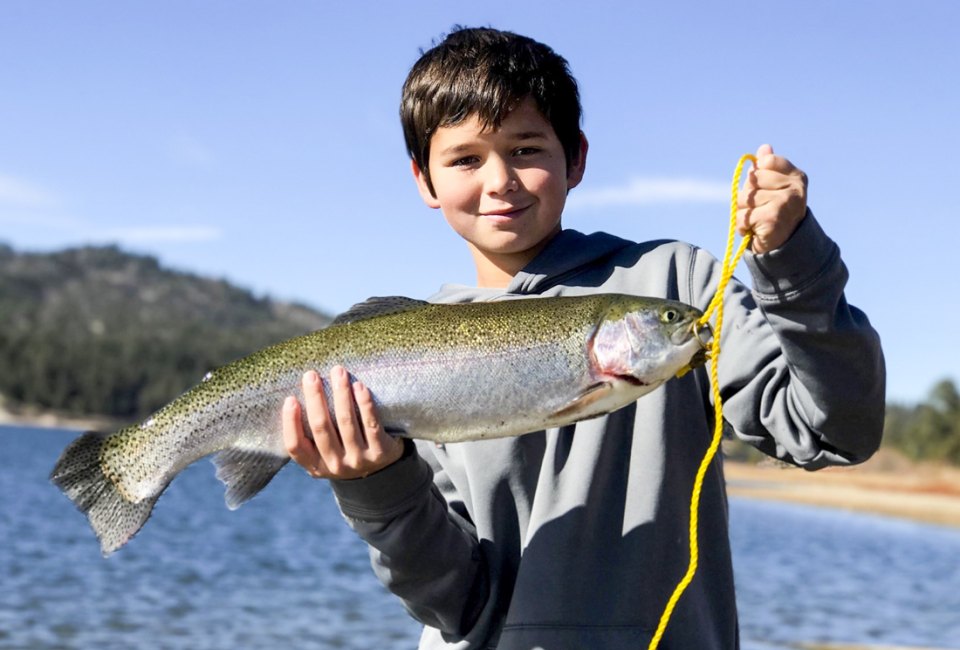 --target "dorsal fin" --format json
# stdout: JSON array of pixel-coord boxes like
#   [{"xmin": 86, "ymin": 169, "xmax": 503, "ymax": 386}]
[{"xmin": 331, "ymin": 296, "xmax": 429, "ymax": 326}]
